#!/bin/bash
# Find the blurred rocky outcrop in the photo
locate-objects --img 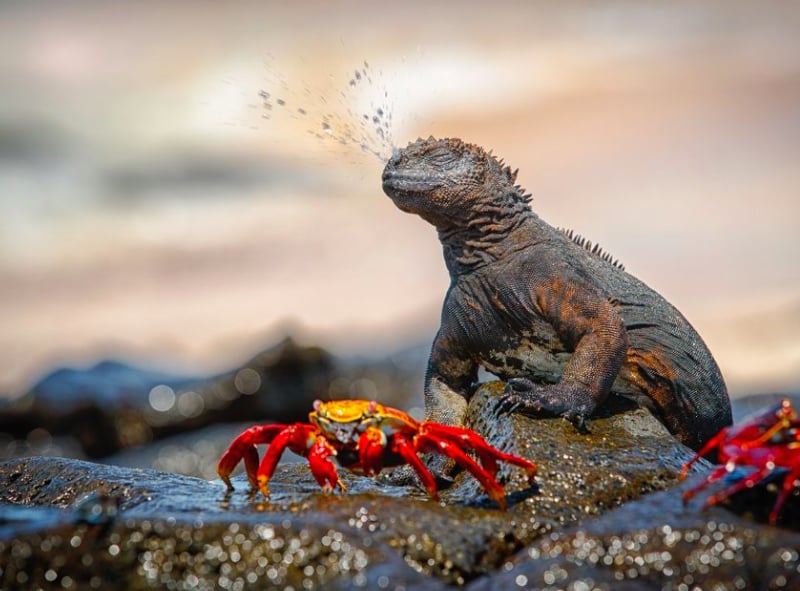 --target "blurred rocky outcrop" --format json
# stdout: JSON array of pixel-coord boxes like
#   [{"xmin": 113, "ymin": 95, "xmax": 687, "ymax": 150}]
[{"xmin": 0, "ymin": 337, "xmax": 423, "ymax": 462}]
